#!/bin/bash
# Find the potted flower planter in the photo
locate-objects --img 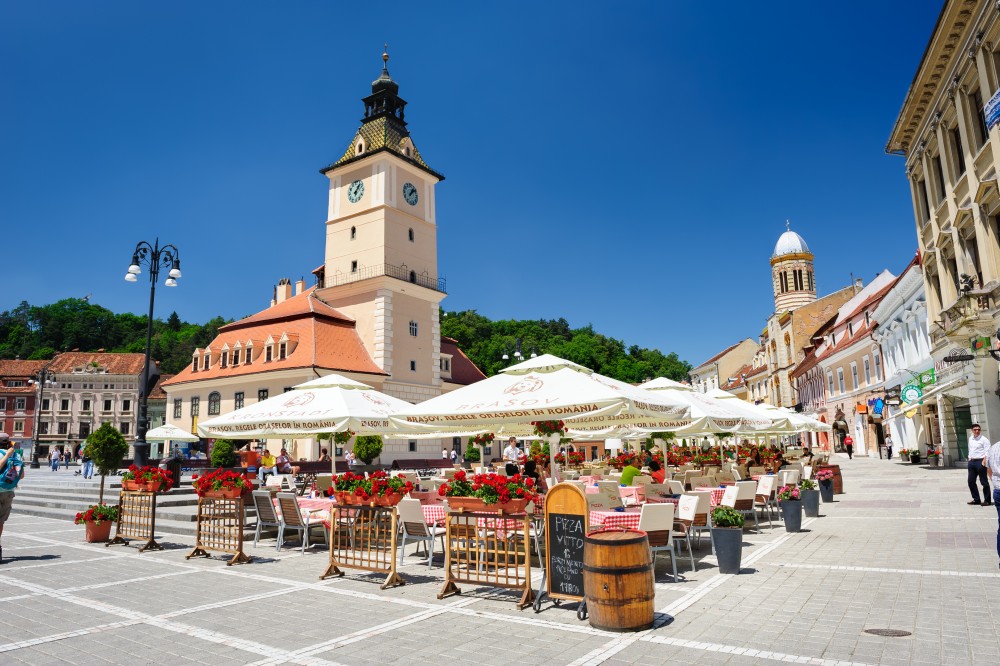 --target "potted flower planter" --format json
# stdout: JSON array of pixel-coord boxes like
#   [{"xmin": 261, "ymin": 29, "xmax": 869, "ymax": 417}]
[
  {"xmin": 203, "ymin": 487, "xmax": 245, "ymax": 500},
  {"xmin": 446, "ymin": 496, "xmax": 489, "ymax": 512},
  {"xmin": 373, "ymin": 492, "xmax": 405, "ymax": 507},
  {"xmin": 711, "ymin": 527, "xmax": 742, "ymax": 574},
  {"xmin": 801, "ymin": 489, "xmax": 820, "ymax": 517},
  {"xmin": 84, "ymin": 520, "xmax": 113, "ymax": 543},
  {"xmin": 819, "ymin": 479, "xmax": 834, "ymax": 503},
  {"xmin": 782, "ymin": 500, "xmax": 803, "ymax": 532}
]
